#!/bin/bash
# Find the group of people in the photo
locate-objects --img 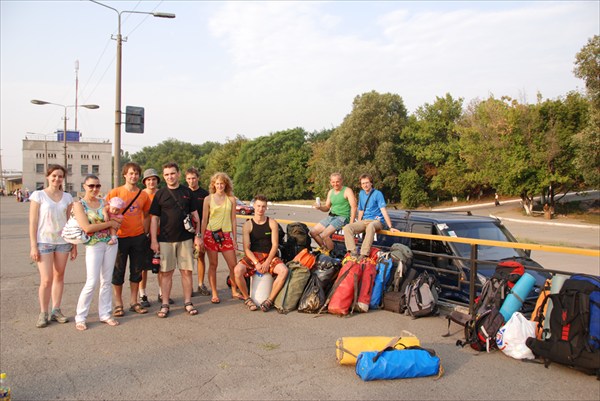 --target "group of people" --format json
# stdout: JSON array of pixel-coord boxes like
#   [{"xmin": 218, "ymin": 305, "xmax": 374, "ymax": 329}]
[{"xmin": 29, "ymin": 162, "xmax": 398, "ymax": 328}]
